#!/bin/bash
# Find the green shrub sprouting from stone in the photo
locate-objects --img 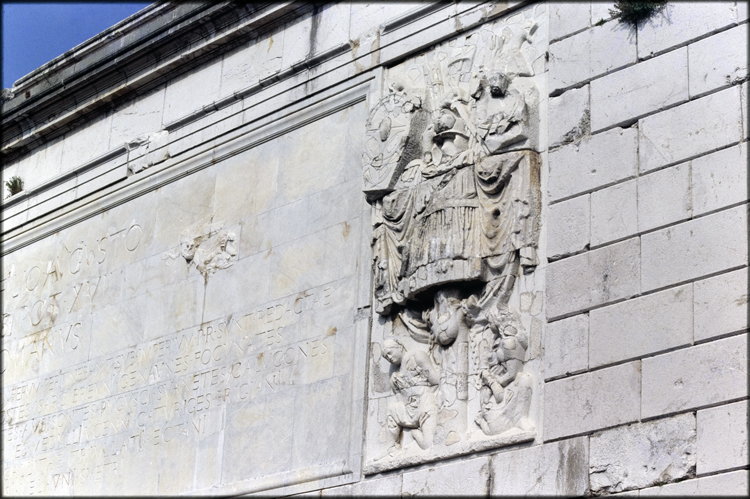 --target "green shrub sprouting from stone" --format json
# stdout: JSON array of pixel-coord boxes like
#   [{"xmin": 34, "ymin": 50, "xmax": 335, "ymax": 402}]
[
  {"xmin": 5, "ymin": 175, "xmax": 24, "ymax": 198},
  {"xmin": 610, "ymin": 1, "xmax": 668, "ymax": 27}
]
